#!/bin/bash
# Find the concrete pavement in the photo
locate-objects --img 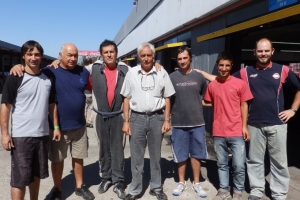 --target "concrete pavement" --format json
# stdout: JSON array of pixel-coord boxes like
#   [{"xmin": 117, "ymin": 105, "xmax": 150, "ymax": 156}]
[{"xmin": 1, "ymin": 123, "xmax": 300, "ymax": 199}]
